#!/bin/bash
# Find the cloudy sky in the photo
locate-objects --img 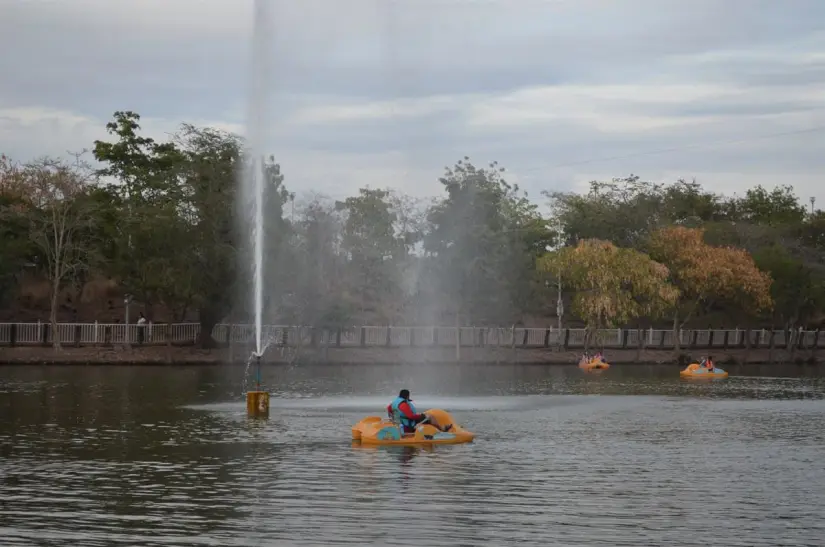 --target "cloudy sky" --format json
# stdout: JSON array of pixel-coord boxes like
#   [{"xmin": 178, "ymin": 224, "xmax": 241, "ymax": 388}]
[{"xmin": 1, "ymin": 0, "xmax": 824, "ymax": 208}]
